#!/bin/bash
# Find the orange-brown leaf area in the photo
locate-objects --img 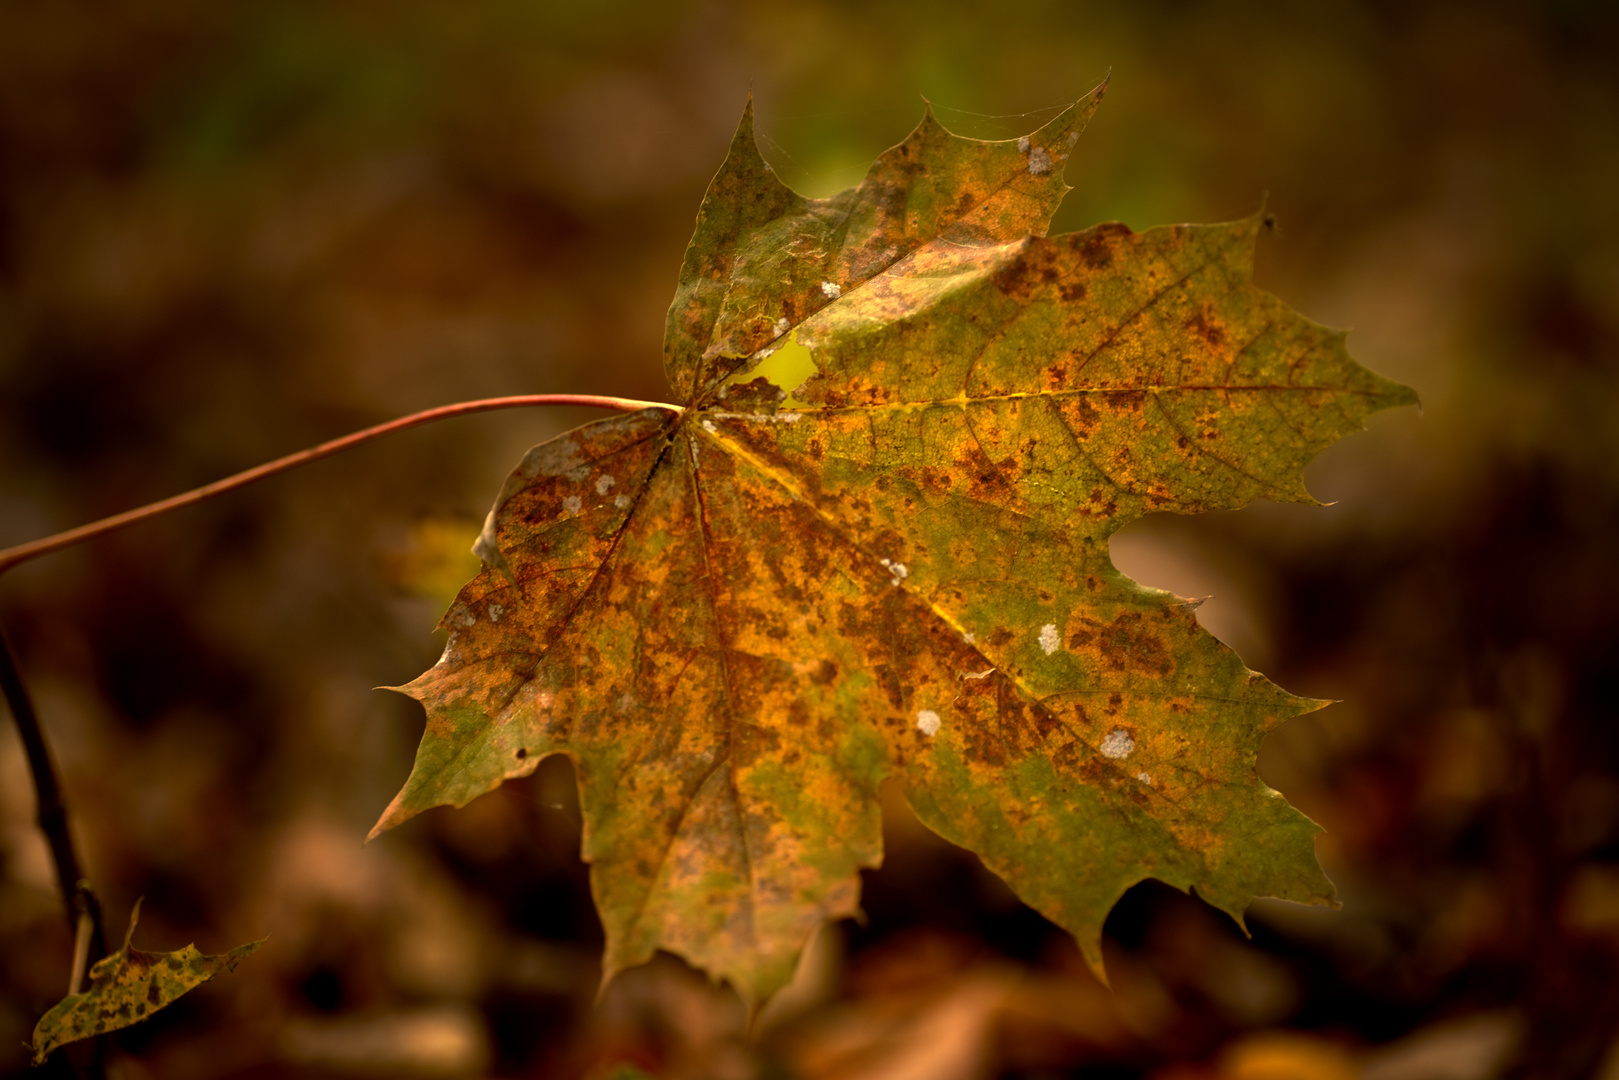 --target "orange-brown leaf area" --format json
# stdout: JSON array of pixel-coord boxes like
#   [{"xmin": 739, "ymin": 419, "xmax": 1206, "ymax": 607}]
[
  {"xmin": 374, "ymin": 84, "xmax": 1415, "ymax": 1009},
  {"xmin": 5, "ymin": 3, "xmax": 1619, "ymax": 1078}
]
